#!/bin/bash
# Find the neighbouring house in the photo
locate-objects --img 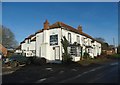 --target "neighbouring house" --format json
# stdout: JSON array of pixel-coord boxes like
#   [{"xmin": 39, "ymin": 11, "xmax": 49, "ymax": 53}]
[
  {"xmin": 17, "ymin": 20, "xmax": 102, "ymax": 62},
  {"xmin": 102, "ymin": 45, "xmax": 117, "ymax": 55},
  {"xmin": 16, "ymin": 34, "xmax": 36, "ymax": 57},
  {"xmin": 105, "ymin": 48, "xmax": 117, "ymax": 55},
  {"xmin": 14, "ymin": 45, "xmax": 22, "ymax": 55},
  {"xmin": 0, "ymin": 44, "xmax": 7, "ymax": 57}
]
